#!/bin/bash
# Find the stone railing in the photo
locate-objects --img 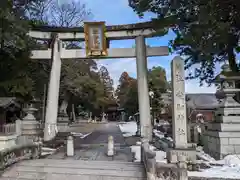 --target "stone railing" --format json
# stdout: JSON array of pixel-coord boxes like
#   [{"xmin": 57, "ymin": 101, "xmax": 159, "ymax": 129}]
[
  {"xmin": 0, "ymin": 143, "xmax": 41, "ymax": 171},
  {"xmin": 141, "ymin": 139, "xmax": 188, "ymax": 180},
  {"xmin": 0, "ymin": 123, "xmax": 16, "ymax": 135}
]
